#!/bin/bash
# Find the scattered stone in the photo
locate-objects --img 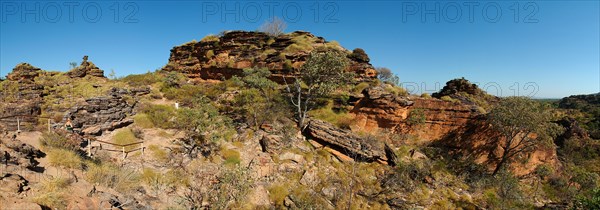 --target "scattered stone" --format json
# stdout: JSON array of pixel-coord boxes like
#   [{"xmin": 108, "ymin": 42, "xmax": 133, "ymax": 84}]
[
  {"xmin": 299, "ymin": 168, "xmax": 318, "ymax": 186},
  {"xmin": 0, "ymin": 173, "xmax": 29, "ymax": 194},
  {"xmin": 279, "ymin": 152, "xmax": 304, "ymax": 164}
]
